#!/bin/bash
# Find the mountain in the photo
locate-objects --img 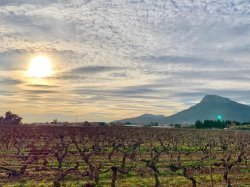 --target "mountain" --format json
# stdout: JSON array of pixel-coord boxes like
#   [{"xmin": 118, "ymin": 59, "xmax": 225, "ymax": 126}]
[
  {"xmin": 116, "ymin": 113, "xmax": 167, "ymax": 125},
  {"xmin": 116, "ymin": 95, "xmax": 250, "ymax": 125},
  {"xmin": 164, "ymin": 95, "xmax": 250, "ymax": 124}
]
